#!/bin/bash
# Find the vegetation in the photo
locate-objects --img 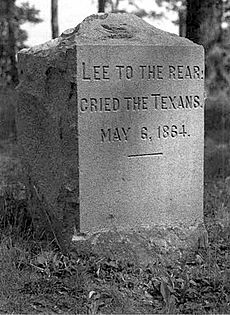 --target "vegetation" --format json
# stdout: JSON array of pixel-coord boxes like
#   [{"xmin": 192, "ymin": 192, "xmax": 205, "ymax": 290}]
[{"xmin": 0, "ymin": 0, "xmax": 41, "ymax": 86}]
